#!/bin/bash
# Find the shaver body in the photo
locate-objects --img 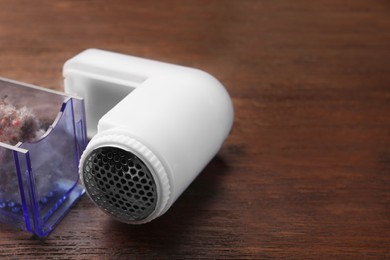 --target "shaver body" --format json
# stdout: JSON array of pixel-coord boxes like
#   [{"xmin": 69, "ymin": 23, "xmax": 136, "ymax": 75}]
[{"xmin": 64, "ymin": 49, "xmax": 234, "ymax": 223}]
